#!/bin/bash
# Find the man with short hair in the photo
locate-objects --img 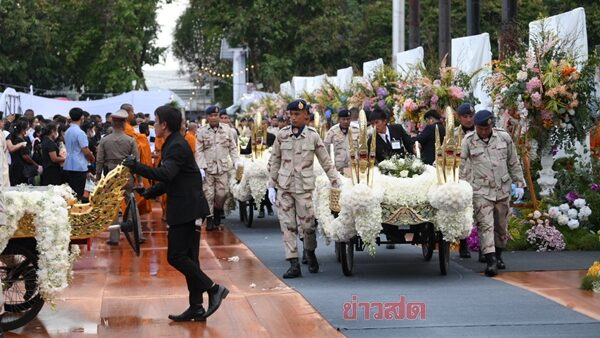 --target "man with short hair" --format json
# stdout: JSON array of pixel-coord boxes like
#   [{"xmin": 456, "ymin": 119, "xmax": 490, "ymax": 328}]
[
  {"xmin": 195, "ymin": 106, "xmax": 240, "ymax": 230},
  {"xmin": 124, "ymin": 105, "xmax": 228, "ymax": 322},
  {"xmin": 456, "ymin": 102, "xmax": 476, "ymax": 259},
  {"xmin": 413, "ymin": 110, "xmax": 445, "ymax": 165},
  {"xmin": 460, "ymin": 110, "xmax": 525, "ymax": 277},
  {"xmin": 64, "ymin": 108, "xmax": 95, "ymax": 201},
  {"xmin": 268, "ymin": 99, "xmax": 340, "ymax": 278},
  {"xmin": 219, "ymin": 111, "xmax": 238, "ymax": 146},
  {"xmin": 323, "ymin": 109, "xmax": 359, "ymax": 173},
  {"xmin": 368, "ymin": 106, "xmax": 414, "ymax": 163}
]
